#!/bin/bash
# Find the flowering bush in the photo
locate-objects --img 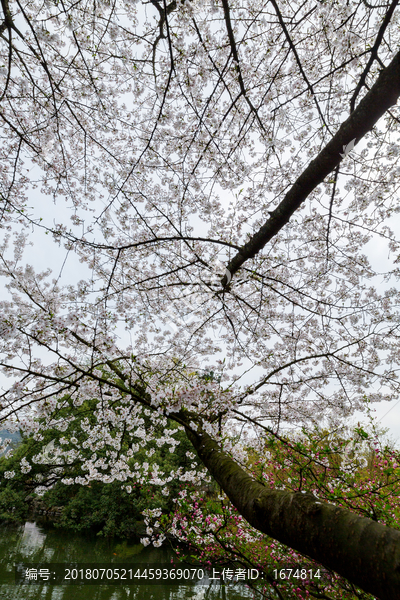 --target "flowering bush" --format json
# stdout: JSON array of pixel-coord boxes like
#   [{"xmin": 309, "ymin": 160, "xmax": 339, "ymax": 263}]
[{"xmin": 145, "ymin": 422, "xmax": 400, "ymax": 600}]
